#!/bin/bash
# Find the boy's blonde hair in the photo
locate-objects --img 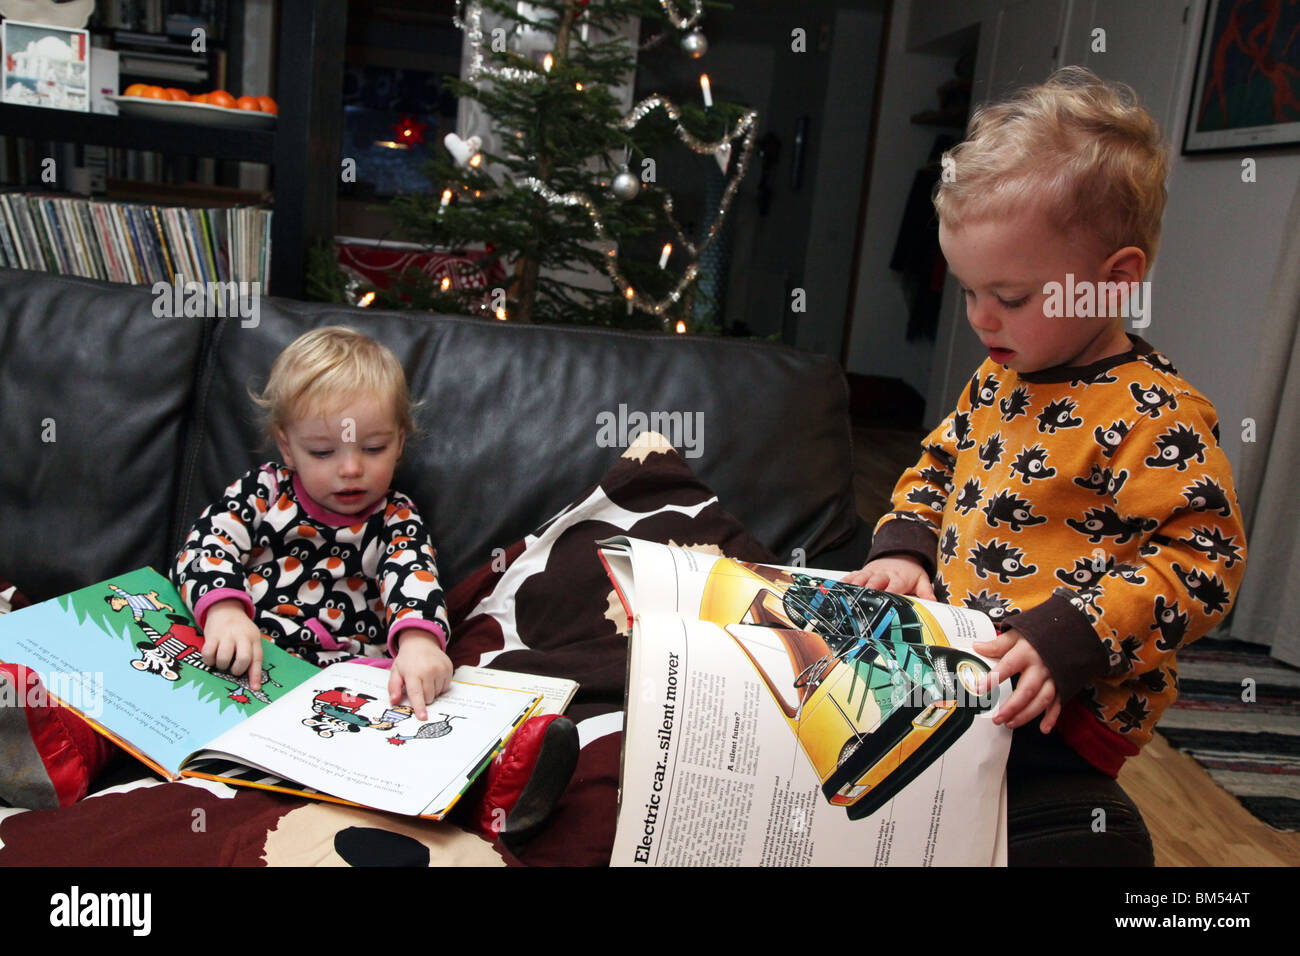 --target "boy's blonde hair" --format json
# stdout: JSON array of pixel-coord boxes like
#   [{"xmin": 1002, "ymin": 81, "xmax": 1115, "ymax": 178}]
[
  {"xmin": 934, "ymin": 66, "xmax": 1168, "ymax": 267},
  {"xmin": 254, "ymin": 326, "xmax": 415, "ymax": 437}
]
